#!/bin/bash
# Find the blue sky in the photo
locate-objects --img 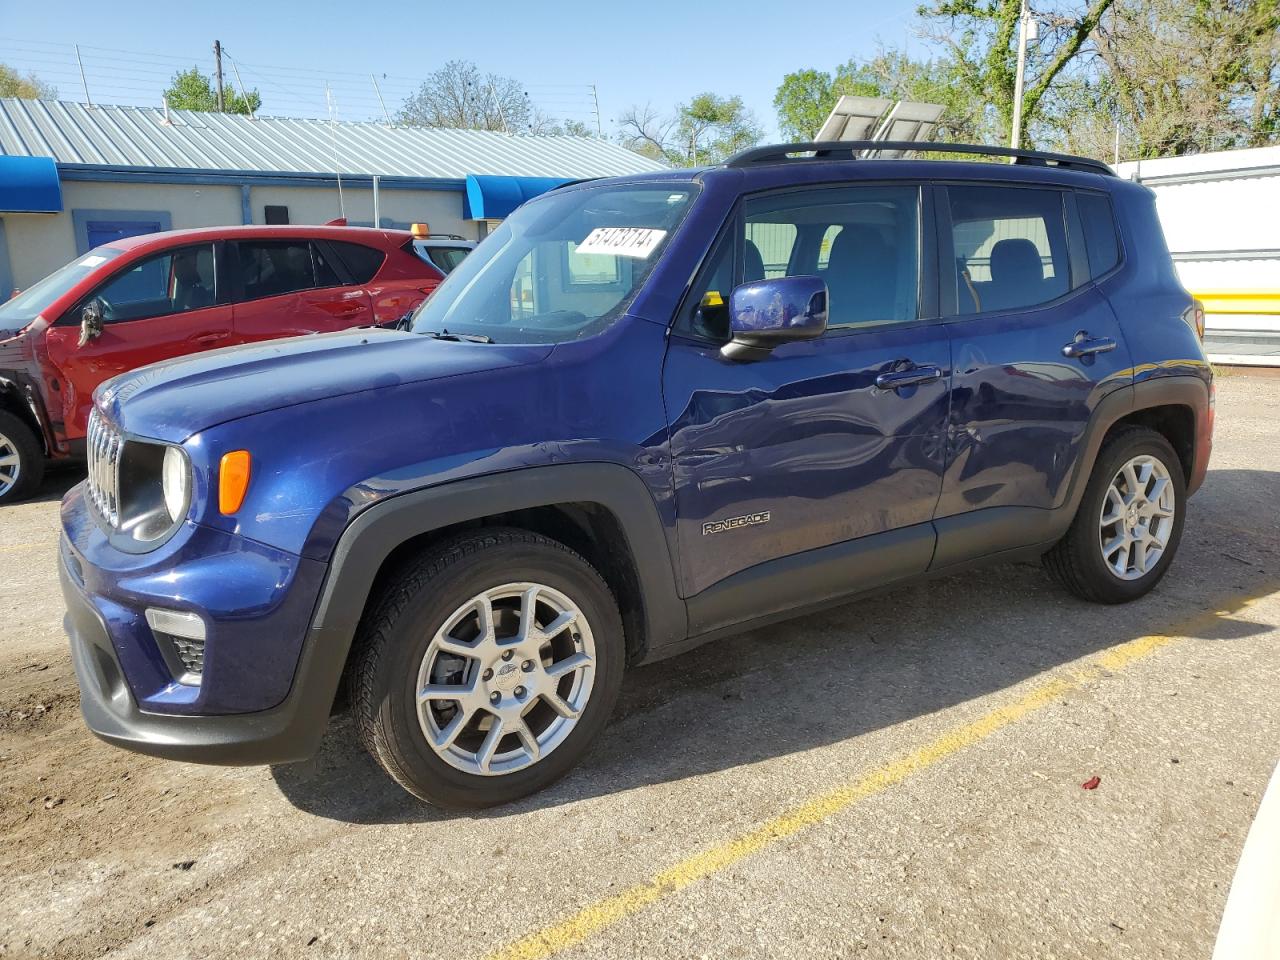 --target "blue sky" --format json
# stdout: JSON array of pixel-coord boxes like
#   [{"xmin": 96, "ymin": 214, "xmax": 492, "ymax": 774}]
[{"xmin": 0, "ymin": 0, "xmax": 922, "ymax": 139}]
